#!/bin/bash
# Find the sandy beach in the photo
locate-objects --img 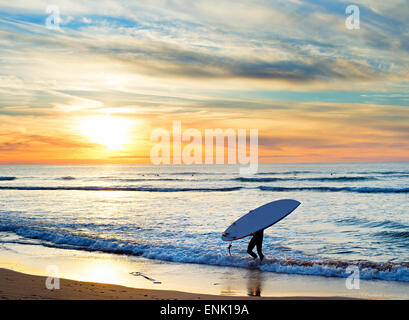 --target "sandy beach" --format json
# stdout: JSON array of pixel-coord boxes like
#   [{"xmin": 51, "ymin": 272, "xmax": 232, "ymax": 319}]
[
  {"xmin": 2, "ymin": 239, "xmax": 407, "ymax": 300},
  {"xmin": 0, "ymin": 268, "xmax": 229, "ymax": 300},
  {"xmin": 1, "ymin": 268, "xmax": 360, "ymax": 300}
]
